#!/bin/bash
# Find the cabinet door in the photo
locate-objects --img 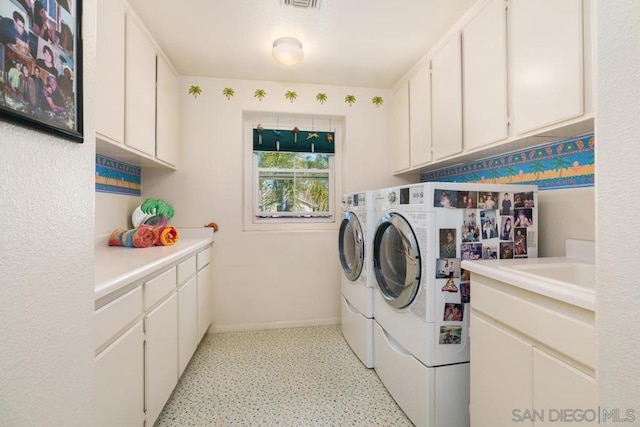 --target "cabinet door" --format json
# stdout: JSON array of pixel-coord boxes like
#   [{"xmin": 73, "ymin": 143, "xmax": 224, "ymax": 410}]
[
  {"xmin": 509, "ymin": 0, "xmax": 584, "ymax": 135},
  {"xmin": 125, "ymin": 15, "xmax": 157, "ymax": 157},
  {"xmin": 178, "ymin": 276, "xmax": 198, "ymax": 376},
  {"xmin": 145, "ymin": 292, "xmax": 178, "ymax": 425},
  {"xmin": 96, "ymin": 0, "xmax": 125, "ymax": 143},
  {"xmin": 470, "ymin": 313, "xmax": 532, "ymax": 427},
  {"xmin": 156, "ymin": 55, "xmax": 179, "ymax": 167},
  {"xmin": 95, "ymin": 321, "xmax": 144, "ymax": 427},
  {"xmin": 391, "ymin": 81, "xmax": 410, "ymax": 173},
  {"xmin": 409, "ymin": 63, "xmax": 432, "ymax": 167},
  {"xmin": 463, "ymin": 0, "xmax": 508, "ymax": 150},
  {"xmin": 532, "ymin": 348, "xmax": 596, "ymax": 416},
  {"xmin": 197, "ymin": 262, "xmax": 213, "ymax": 341},
  {"xmin": 431, "ymin": 33, "xmax": 463, "ymax": 161}
]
